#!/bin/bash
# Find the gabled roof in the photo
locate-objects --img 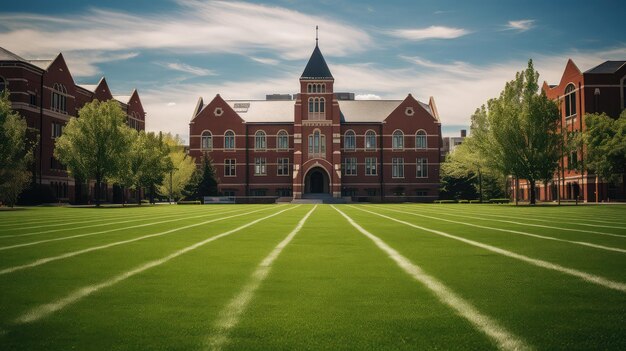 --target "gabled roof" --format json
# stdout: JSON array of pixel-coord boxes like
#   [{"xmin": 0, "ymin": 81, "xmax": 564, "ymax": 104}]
[
  {"xmin": 0, "ymin": 47, "xmax": 27, "ymax": 62},
  {"xmin": 113, "ymin": 95, "xmax": 131, "ymax": 103},
  {"xmin": 300, "ymin": 44, "xmax": 333, "ymax": 80},
  {"xmin": 585, "ymin": 60, "xmax": 626, "ymax": 74},
  {"xmin": 338, "ymin": 100, "xmax": 402, "ymax": 123},
  {"xmin": 224, "ymin": 100, "xmax": 294, "ymax": 123},
  {"xmin": 27, "ymin": 59, "xmax": 53, "ymax": 70},
  {"xmin": 77, "ymin": 84, "xmax": 98, "ymax": 92}
]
